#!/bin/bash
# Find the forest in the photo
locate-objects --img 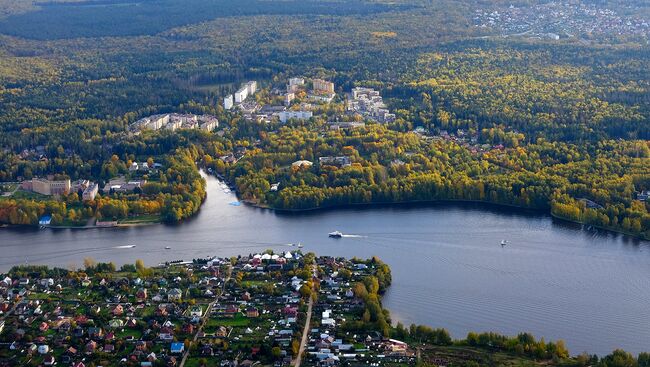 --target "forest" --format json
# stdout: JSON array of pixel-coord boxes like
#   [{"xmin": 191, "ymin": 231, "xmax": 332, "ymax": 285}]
[{"xmin": 0, "ymin": 0, "xmax": 647, "ymax": 239}]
